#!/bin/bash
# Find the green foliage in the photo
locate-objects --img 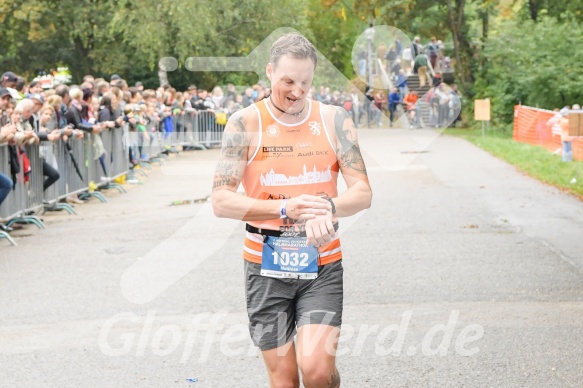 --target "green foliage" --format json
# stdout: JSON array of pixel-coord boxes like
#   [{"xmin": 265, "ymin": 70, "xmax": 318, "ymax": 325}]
[
  {"xmin": 1, "ymin": 0, "xmax": 582, "ymax": 111},
  {"xmin": 474, "ymin": 14, "xmax": 583, "ymax": 123}
]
